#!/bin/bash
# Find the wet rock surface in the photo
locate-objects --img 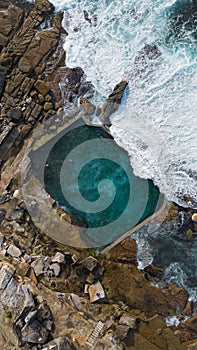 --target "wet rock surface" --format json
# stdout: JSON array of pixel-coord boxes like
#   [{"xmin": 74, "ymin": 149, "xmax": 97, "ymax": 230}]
[{"xmin": 100, "ymin": 80, "xmax": 128, "ymax": 127}]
